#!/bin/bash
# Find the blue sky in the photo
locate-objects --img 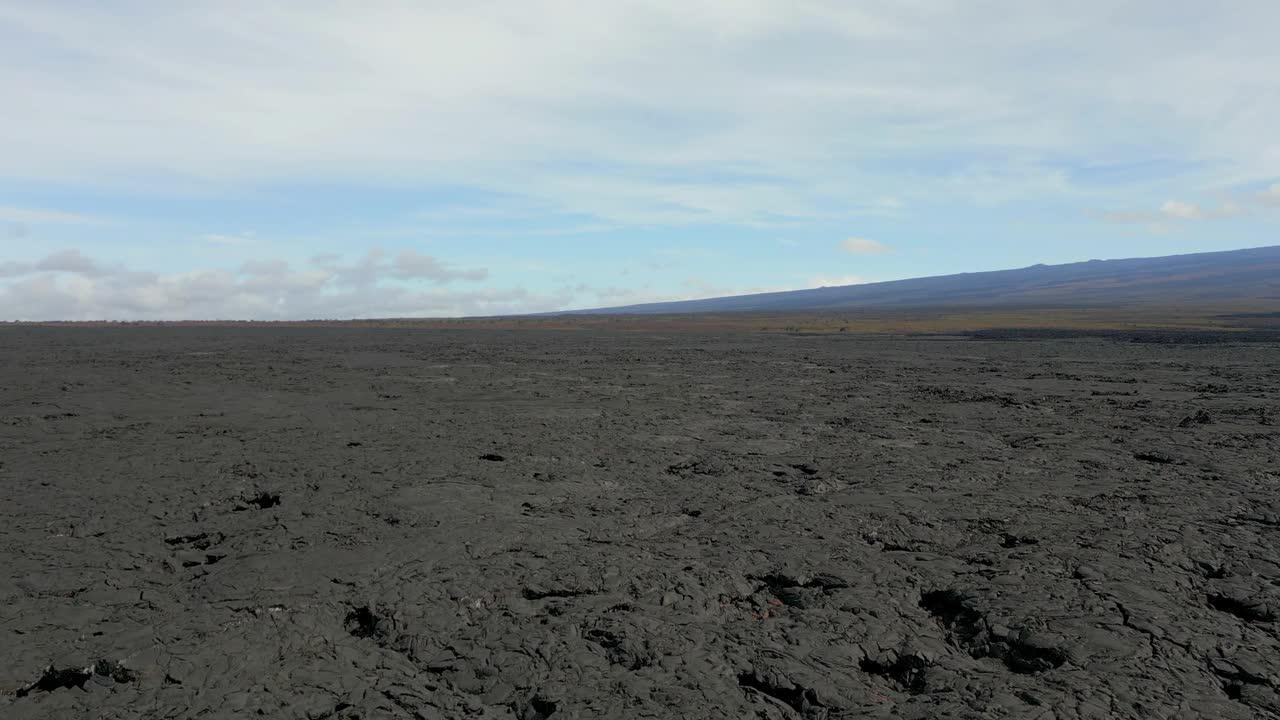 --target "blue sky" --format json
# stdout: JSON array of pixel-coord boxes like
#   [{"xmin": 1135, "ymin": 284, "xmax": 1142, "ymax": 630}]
[{"xmin": 2, "ymin": 1, "xmax": 1278, "ymax": 319}]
